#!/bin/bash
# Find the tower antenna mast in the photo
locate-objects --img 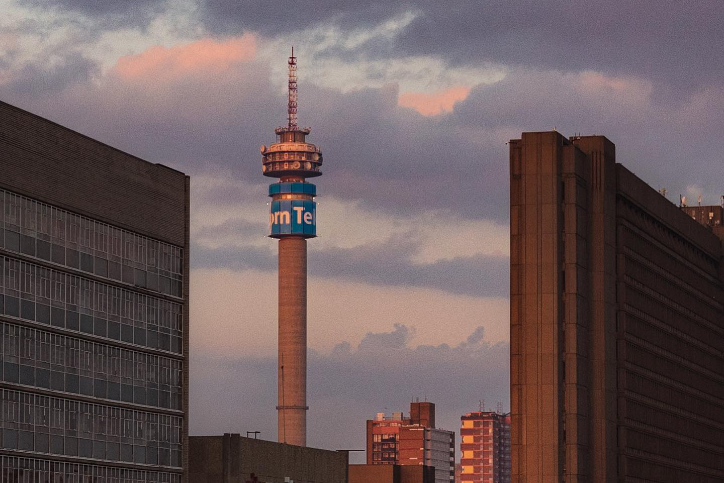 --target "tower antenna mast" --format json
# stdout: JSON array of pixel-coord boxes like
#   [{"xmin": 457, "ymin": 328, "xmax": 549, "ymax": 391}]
[{"xmin": 288, "ymin": 46, "xmax": 298, "ymax": 130}]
